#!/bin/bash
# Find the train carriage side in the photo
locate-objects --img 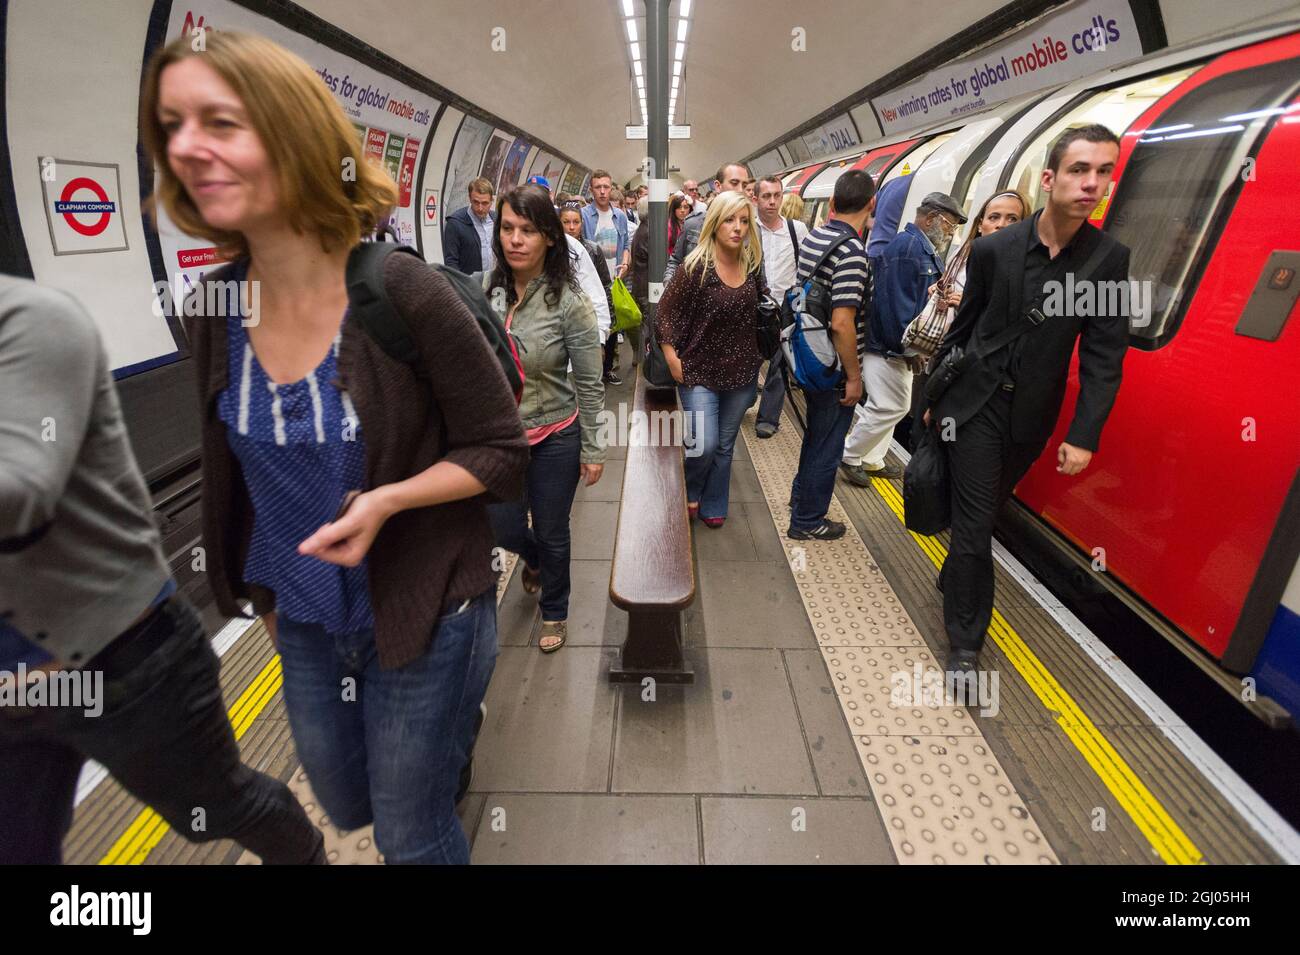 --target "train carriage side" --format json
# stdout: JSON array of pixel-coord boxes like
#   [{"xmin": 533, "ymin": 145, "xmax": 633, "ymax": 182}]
[{"xmin": 1000, "ymin": 29, "xmax": 1300, "ymax": 717}]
